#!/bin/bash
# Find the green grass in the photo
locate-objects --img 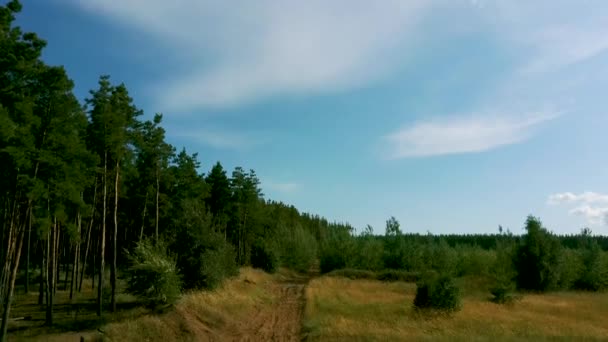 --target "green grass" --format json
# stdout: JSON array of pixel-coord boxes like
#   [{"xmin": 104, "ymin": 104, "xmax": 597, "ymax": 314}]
[{"xmin": 303, "ymin": 276, "xmax": 608, "ymax": 341}]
